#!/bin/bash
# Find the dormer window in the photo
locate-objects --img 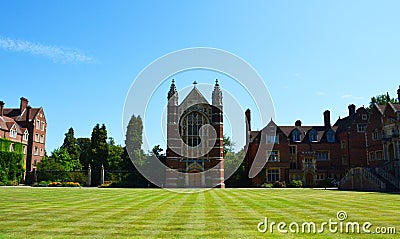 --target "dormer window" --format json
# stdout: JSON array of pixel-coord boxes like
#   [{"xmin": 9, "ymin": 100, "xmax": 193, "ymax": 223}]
[
  {"xmin": 10, "ymin": 125, "xmax": 17, "ymax": 138},
  {"xmin": 327, "ymin": 130, "xmax": 335, "ymax": 143},
  {"xmin": 23, "ymin": 130, "xmax": 29, "ymax": 141},
  {"xmin": 292, "ymin": 129, "xmax": 301, "ymax": 142},
  {"xmin": 309, "ymin": 129, "xmax": 318, "ymax": 142},
  {"xmin": 362, "ymin": 114, "xmax": 367, "ymax": 120},
  {"xmin": 267, "ymin": 134, "xmax": 279, "ymax": 144}
]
